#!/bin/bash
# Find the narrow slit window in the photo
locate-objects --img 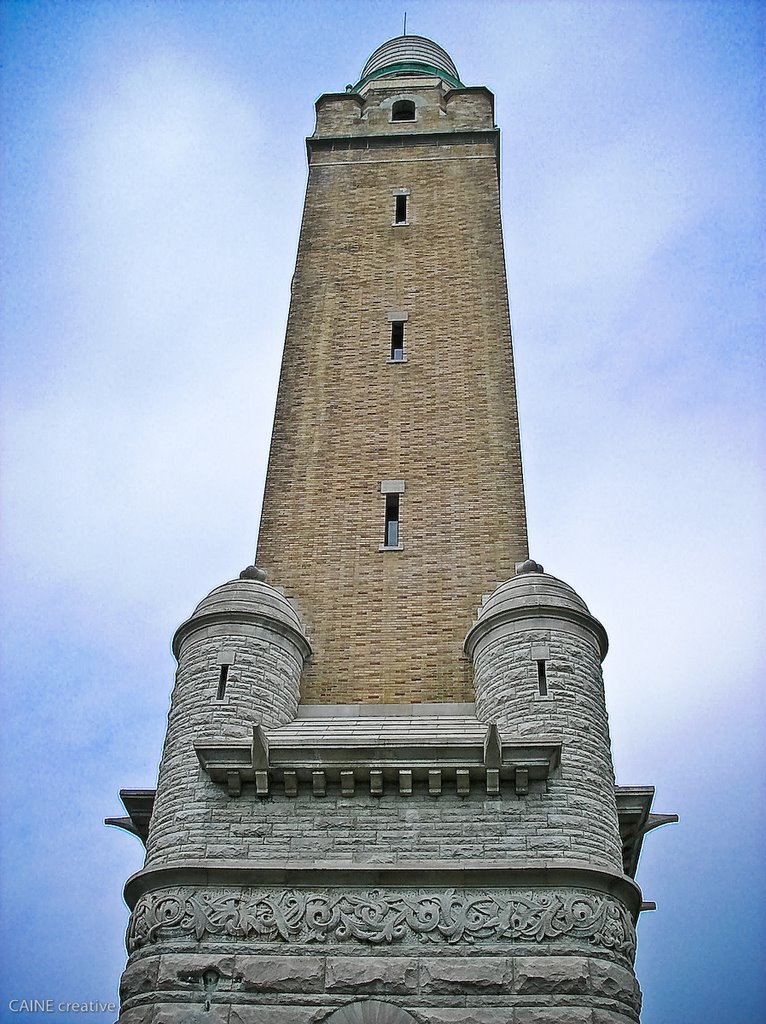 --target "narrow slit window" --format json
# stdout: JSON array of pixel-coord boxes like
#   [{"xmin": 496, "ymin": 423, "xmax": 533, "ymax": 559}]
[
  {"xmin": 536, "ymin": 659, "xmax": 548, "ymax": 697},
  {"xmin": 390, "ymin": 320, "xmax": 405, "ymax": 361},
  {"xmin": 384, "ymin": 493, "xmax": 400, "ymax": 547},
  {"xmin": 395, "ymin": 193, "xmax": 408, "ymax": 224},
  {"xmin": 392, "ymin": 99, "xmax": 416, "ymax": 122},
  {"xmin": 217, "ymin": 664, "xmax": 230, "ymax": 701}
]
